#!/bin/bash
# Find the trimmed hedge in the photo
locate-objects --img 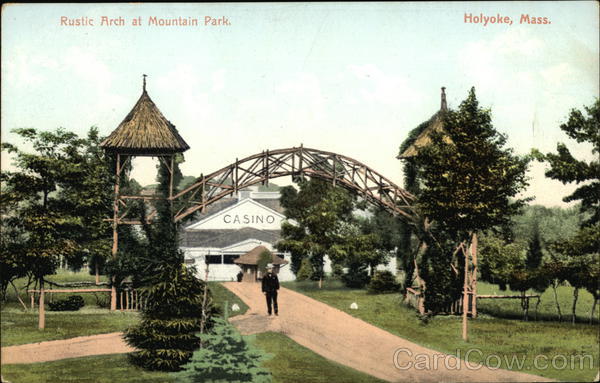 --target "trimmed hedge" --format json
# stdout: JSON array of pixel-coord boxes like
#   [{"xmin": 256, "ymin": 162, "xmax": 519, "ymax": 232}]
[{"xmin": 48, "ymin": 295, "xmax": 85, "ymax": 311}]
